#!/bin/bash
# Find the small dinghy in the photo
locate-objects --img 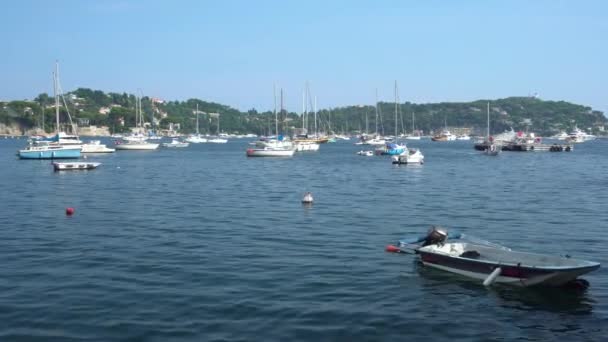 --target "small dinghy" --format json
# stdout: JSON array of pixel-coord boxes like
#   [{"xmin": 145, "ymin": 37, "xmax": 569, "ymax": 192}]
[
  {"xmin": 387, "ymin": 226, "xmax": 600, "ymax": 288},
  {"xmin": 356, "ymin": 150, "xmax": 374, "ymax": 156},
  {"xmin": 53, "ymin": 162, "xmax": 101, "ymax": 171}
]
